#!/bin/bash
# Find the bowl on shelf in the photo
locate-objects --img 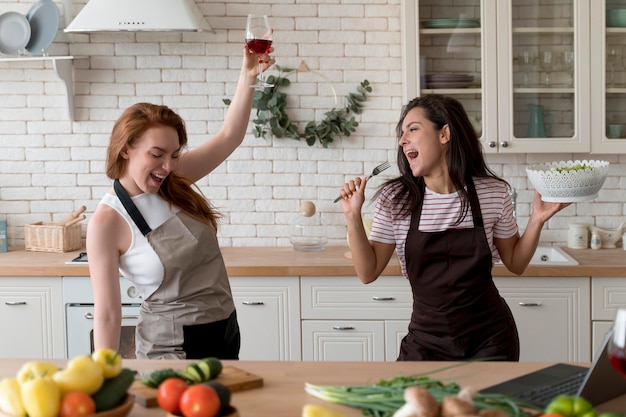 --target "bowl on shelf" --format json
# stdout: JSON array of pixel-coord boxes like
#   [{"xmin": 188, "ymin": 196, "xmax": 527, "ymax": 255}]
[{"xmin": 525, "ymin": 160, "xmax": 610, "ymax": 203}]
